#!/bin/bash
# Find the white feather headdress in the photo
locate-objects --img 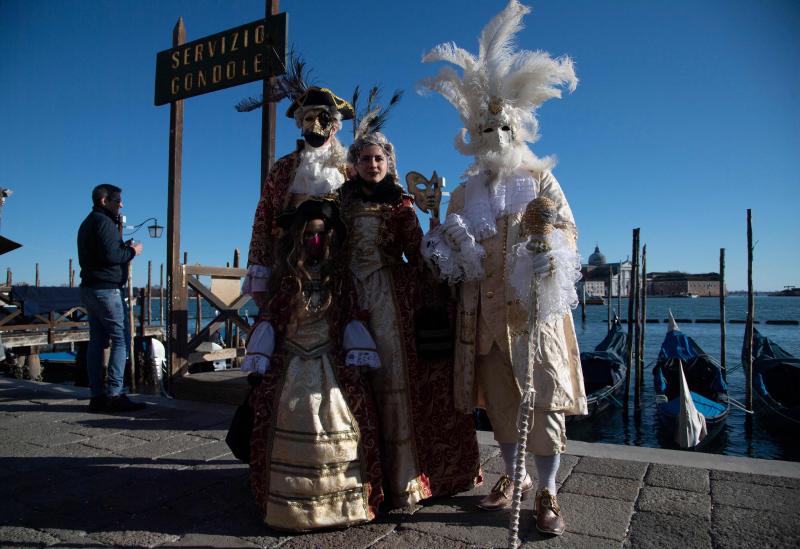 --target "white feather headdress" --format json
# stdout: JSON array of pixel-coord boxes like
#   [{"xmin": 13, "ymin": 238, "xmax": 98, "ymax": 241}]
[{"xmin": 419, "ymin": 0, "xmax": 577, "ymax": 158}]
